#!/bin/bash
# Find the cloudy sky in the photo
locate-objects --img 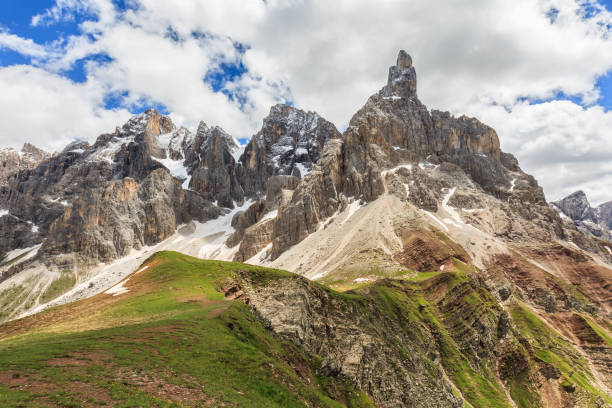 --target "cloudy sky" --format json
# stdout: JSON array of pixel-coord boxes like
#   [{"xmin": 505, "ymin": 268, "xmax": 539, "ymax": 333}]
[{"xmin": 0, "ymin": 0, "xmax": 611, "ymax": 204}]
